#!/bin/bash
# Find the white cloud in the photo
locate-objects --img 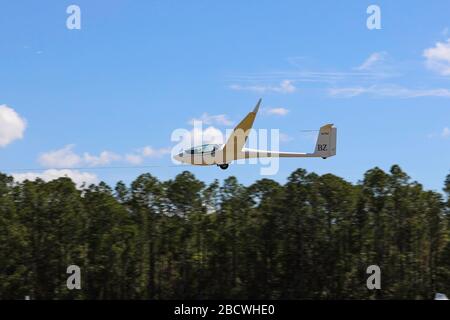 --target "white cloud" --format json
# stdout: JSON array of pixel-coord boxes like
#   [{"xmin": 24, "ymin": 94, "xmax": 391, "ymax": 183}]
[
  {"xmin": 329, "ymin": 87, "xmax": 368, "ymax": 97},
  {"xmin": 124, "ymin": 146, "xmax": 171, "ymax": 165},
  {"xmin": 356, "ymin": 52, "xmax": 386, "ymax": 70},
  {"xmin": 329, "ymin": 85, "xmax": 450, "ymax": 98},
  {"xmin": 140, "ymin": 146, "xmax": 171, "ymax": 158},
  {"xmin": 125, "ymin": 154, "xmax": 143, "ymax": 165},
  {"xmin": 0, "ymin": 105, "xmax": 27, "ymax": 147},
  {"xmin": 423, "ymin": 39, "xmax": 450, "ymax": 75},
  {"xmin": 192, "ymin": 126, "xmax": 224, "ymax": 145},
  {"xmin": 39, "ymin": 145, "xmax": 82, "ymax": 168},
  {"xmin": 83, "ymin": 151, "xmax": 121, "ymax": 166},
  {"xmin": 12, "ymin": 169, "xmax": 99, "ymax": 187},
  {"xmin": 39, "ymin": 144, "xmax": 170, "ymax": 168},
  {"xmin": 177, "ymin": 126, "xmax": 225, "ymax": 150},
  {"xmin": 275, "ymin": 80, "xmax": 296, "ymax": 93},
  {"xmin": 229, "ymin": 80, "xmax": 296, "ymax": 94},
  {"xmin": 189, "ymin": 113, "xmax": 233, "ymax": 126},
  {"xmin": 266, "ymin": 107, "xmax": 290, "ymax": 116},
  {"xmin": 427, "ymin": 127, "xmax": 450, "ymax": 139},
  {"xmin": 228, "ymin": 67, "xmax": 393, "ymax": 84}
]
